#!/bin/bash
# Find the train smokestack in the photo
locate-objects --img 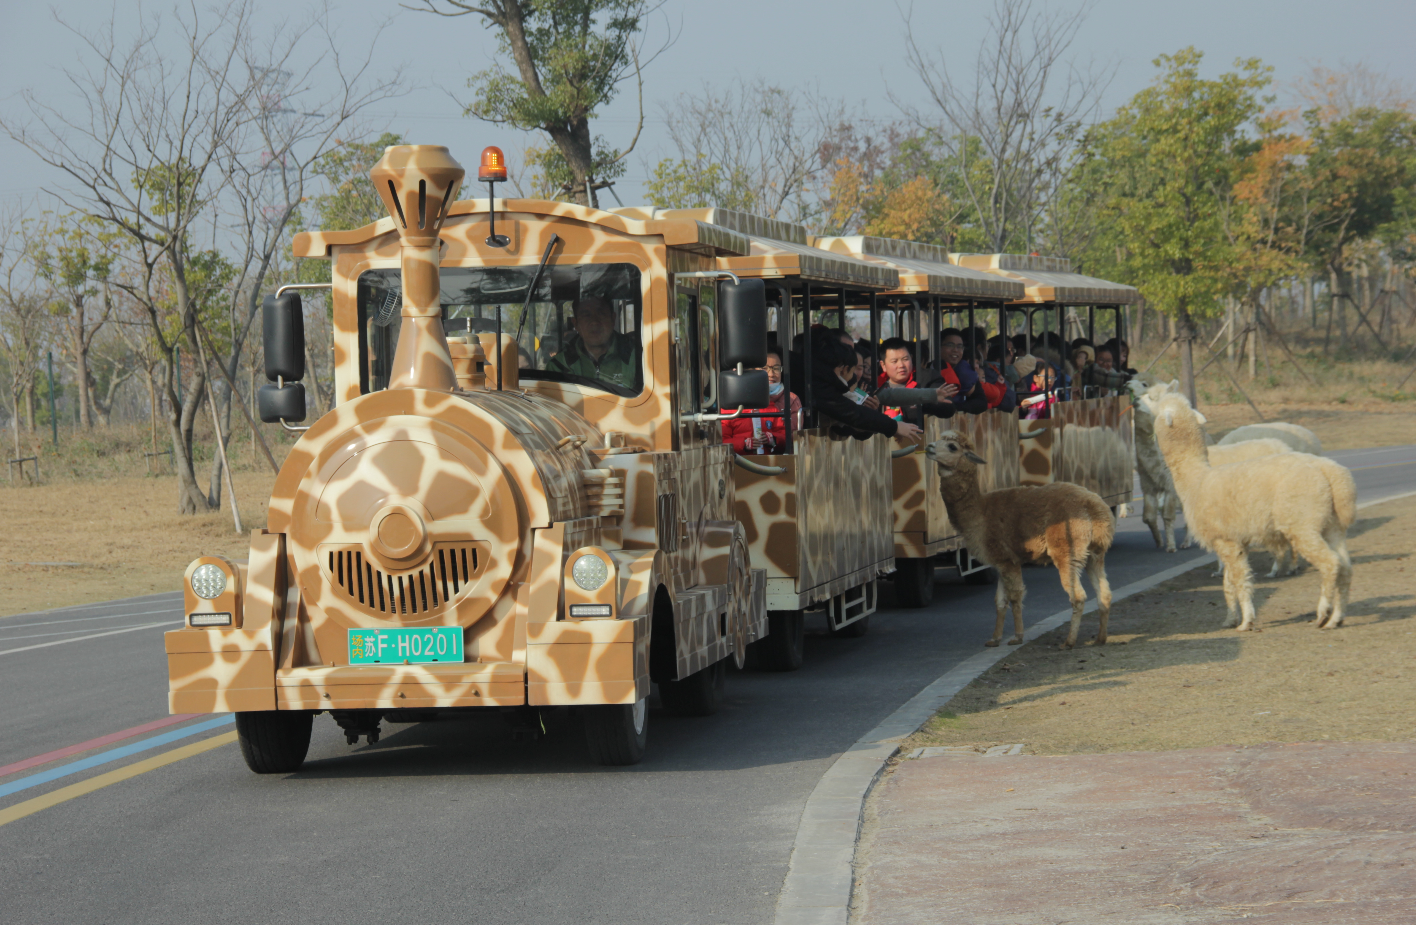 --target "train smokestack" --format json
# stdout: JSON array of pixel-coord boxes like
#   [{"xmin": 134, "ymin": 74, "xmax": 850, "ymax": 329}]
[{"xmin": 370, "ymin": 145, "xmax": 465, "ymax": 391}]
